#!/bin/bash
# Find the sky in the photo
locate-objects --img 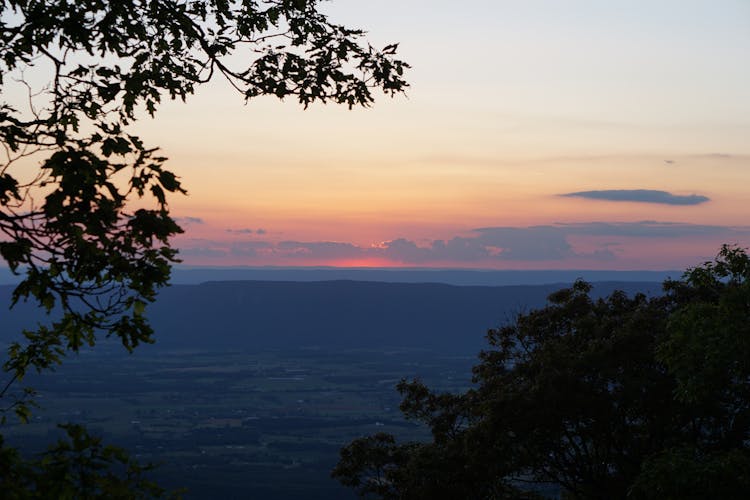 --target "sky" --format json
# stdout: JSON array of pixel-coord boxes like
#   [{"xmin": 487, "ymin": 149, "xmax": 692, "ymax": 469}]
[{"xmin": 132, "ymin": 0, "xmax": 750, "ymax": 270}]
